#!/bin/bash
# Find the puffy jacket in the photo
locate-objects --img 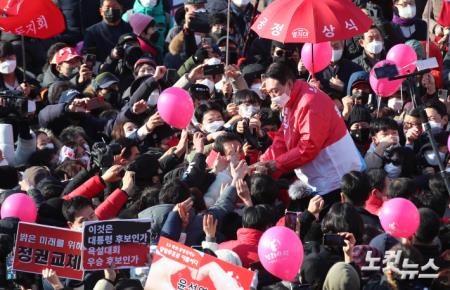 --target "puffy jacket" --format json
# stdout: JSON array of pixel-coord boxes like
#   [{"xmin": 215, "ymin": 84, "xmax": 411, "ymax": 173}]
[
  {"xmin": 63, "ymin": 175, "xmax": 128, "ymax": 220},
  {"xmin": 261, "ymin": 80, "xmax": 363, "ymax": 195},
  {"xmin": 219, "ymin": 228, "xmax": 263, "ymax": 268},
  {"xmin": 122, "ymin": 0, "xmax": 171, "ymax": 53}
]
